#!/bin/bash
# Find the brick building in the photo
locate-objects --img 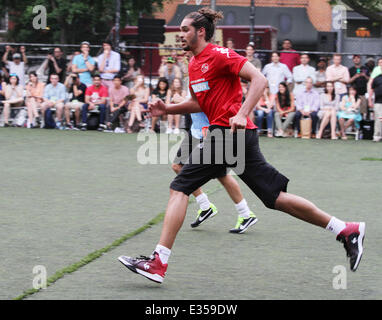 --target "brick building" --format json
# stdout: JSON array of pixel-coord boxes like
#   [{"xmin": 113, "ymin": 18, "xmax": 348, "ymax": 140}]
[{"xmin": 155, "ymin": 0, "xmax": 333, "ymax": 51}]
